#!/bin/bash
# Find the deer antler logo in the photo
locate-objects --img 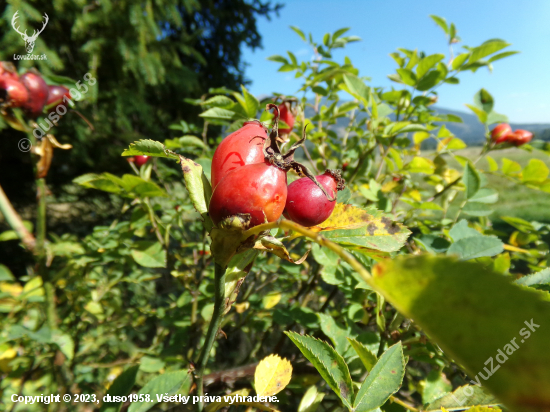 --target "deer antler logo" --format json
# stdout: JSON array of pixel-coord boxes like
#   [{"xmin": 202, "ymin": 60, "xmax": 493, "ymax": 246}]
[{"xmin": 12, "ymin": 11, "xmax": 49, "ymax": 54}]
